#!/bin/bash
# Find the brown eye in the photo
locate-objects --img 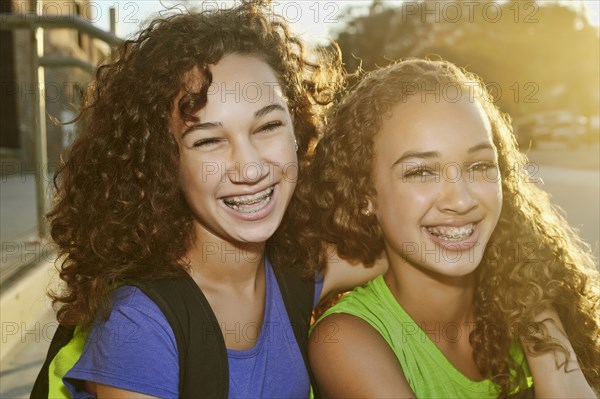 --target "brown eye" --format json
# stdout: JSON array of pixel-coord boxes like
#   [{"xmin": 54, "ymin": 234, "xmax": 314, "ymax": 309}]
[
  {"xmin": 193, "ymin": 138, "xmax": 223, "ymax": 147},
  {"xmin": 403, "ymin": 167, "xmax": 435, "ymax": 179},
  {"xmin": 257, "ymin": 121, "xmax": 284, "ymax": 133},
  {"xmin": 468, "ymin": 161, "xmax": 498, "ymax": 172}
]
